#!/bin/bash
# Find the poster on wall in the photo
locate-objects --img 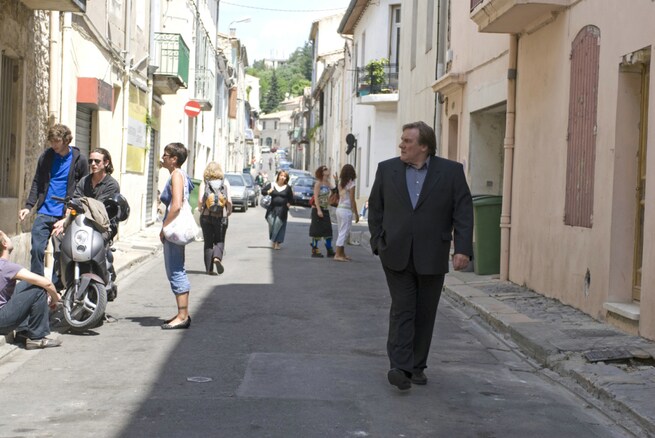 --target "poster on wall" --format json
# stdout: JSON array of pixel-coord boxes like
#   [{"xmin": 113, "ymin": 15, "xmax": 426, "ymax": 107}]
[{"xmin": 126, "ymin": 84, "xmax": 148, "ymax": 173}]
